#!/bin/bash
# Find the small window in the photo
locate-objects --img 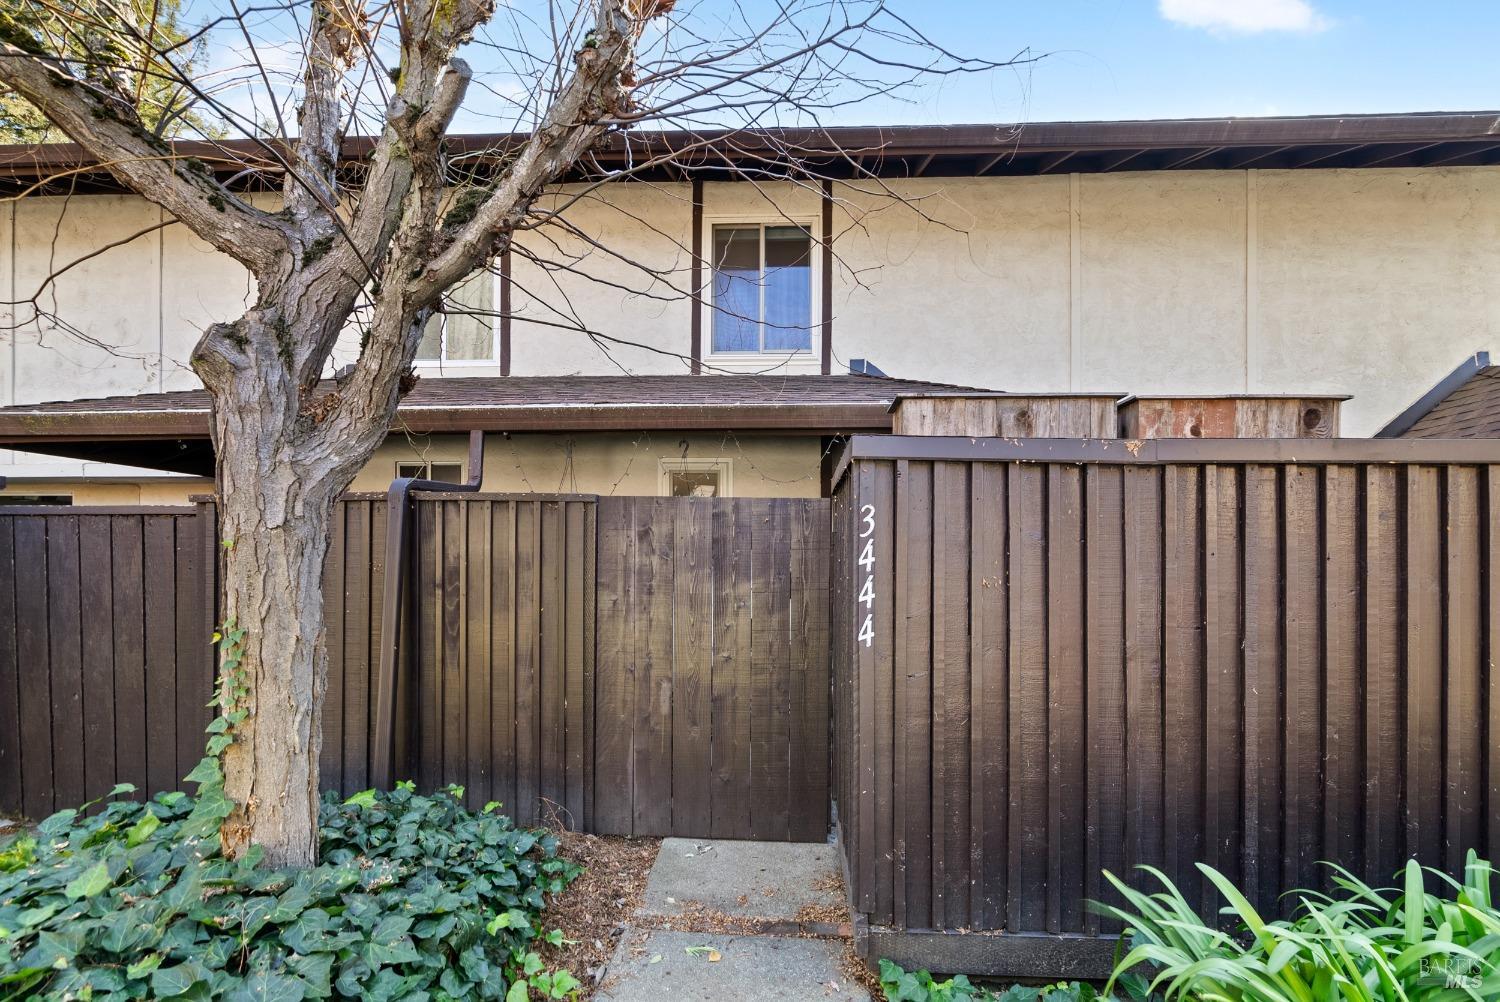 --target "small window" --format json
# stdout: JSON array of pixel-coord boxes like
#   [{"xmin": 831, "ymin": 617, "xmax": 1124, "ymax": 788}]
[
  {"xmin": 396, "ymin": 462, "xmax": 464, "ymax": 484},
  {"xmin": 660, "ymin": 459, "xmax": 731, "ymax": 498},
  {"xmin": 711, "ymin": 224, "xmax": 813, "ymax": 354},
  {"xmin": 416, "ymin": 269, "xmax": 496, "ymax": 363},
  {"xmin": 0, "ymin": 494, "xmax": 72, "ymax": 506}
]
